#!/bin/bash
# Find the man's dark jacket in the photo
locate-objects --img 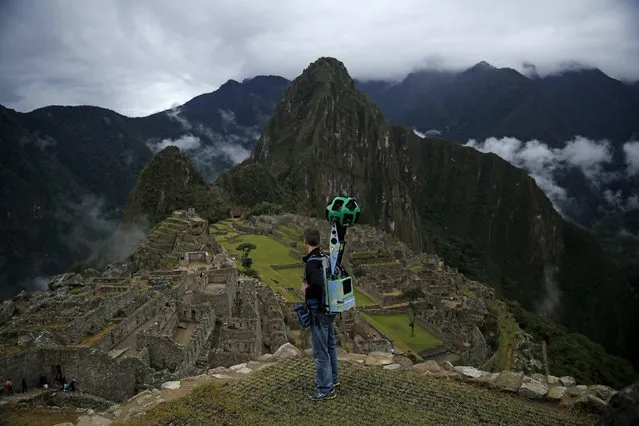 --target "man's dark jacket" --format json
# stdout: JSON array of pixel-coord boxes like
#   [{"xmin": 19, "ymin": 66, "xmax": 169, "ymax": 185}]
[{"xmin": 302, "ymin": 247, "xmax": 325, "ymax": 310}]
